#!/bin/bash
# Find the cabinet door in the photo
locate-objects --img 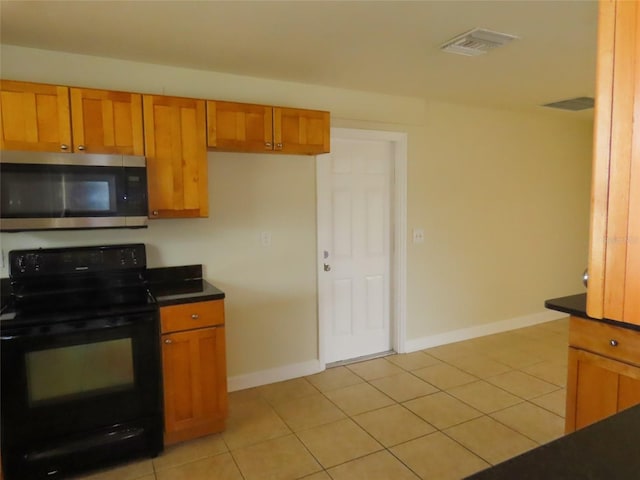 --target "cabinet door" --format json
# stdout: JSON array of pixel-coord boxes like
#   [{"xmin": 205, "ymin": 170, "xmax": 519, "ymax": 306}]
[
  {"xmin": 0, "ymin": 80, "xmax": 71, "ymax": 152},
  {"xmin": 143, "ymin": 95, "xmax": 208, "ymax": 218},
  {"xmin": 162, "ymin": 326, "xmax": 228, "ymax": 445},
  {"xmin": 70, "ymin": 87, "xmax": 144, "ymax": 155},
  {"xmin": 207, "ymin": 101, "xmax": 273, "ymax": 153},
  {"xmin": 587, "ymin": 0, "xmax": 640, "ymax": 324},
  {"xmin": 273, "ymin": 107, "xmax": 330, "ymax": 155},
  {"xmin": 566, "ymin": 347, "xmax": 640, "ymax": 432}
]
